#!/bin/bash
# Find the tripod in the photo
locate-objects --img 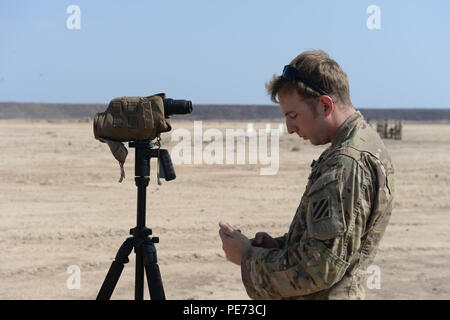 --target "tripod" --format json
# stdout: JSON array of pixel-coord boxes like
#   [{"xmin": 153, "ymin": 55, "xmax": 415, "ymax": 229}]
[{"xmin": 97, "ymin": 141, "xmax": 168, "ymax": 300}]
